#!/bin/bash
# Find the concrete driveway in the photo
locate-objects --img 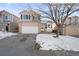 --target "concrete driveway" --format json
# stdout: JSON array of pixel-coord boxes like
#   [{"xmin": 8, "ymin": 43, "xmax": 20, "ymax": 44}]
[
  {"xmin": 0, "ymin": 34, "xmax": 36, "ymax": 56},
  {"xmin": 0, "ymin": 34, "xmax": 79, "ymax": 56}
]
